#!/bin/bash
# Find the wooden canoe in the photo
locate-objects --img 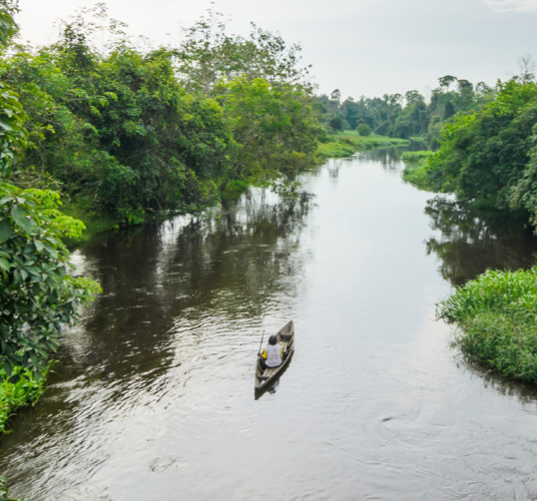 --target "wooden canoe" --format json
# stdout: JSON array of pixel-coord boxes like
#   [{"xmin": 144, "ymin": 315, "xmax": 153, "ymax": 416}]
[{"xmin": 255, "ymin": 321, "xmax": 294, "ymax": 398}]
